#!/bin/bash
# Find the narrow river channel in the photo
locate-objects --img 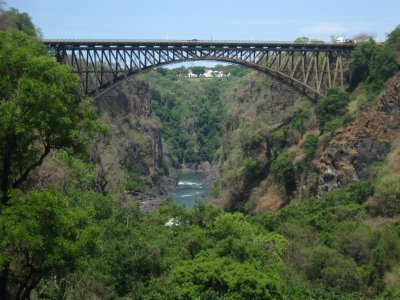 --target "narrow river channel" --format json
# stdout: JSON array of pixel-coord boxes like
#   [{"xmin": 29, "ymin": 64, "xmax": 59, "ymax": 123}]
[{"xmin": 172, "ymin": 172, "xmax": 211, "ymax": 209}]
